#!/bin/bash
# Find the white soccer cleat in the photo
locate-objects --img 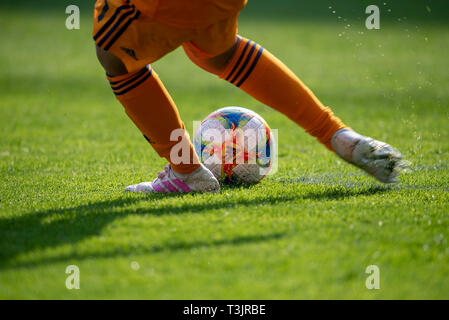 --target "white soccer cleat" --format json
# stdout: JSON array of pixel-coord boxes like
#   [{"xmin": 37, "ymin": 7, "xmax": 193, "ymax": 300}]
[
  {"xmin": 125, "ymin": 164, "xmax": 220, "ymax": 194},
  {"xmin": 331, "ymin": 129, "xmax": 409, "ymax": 183}
]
